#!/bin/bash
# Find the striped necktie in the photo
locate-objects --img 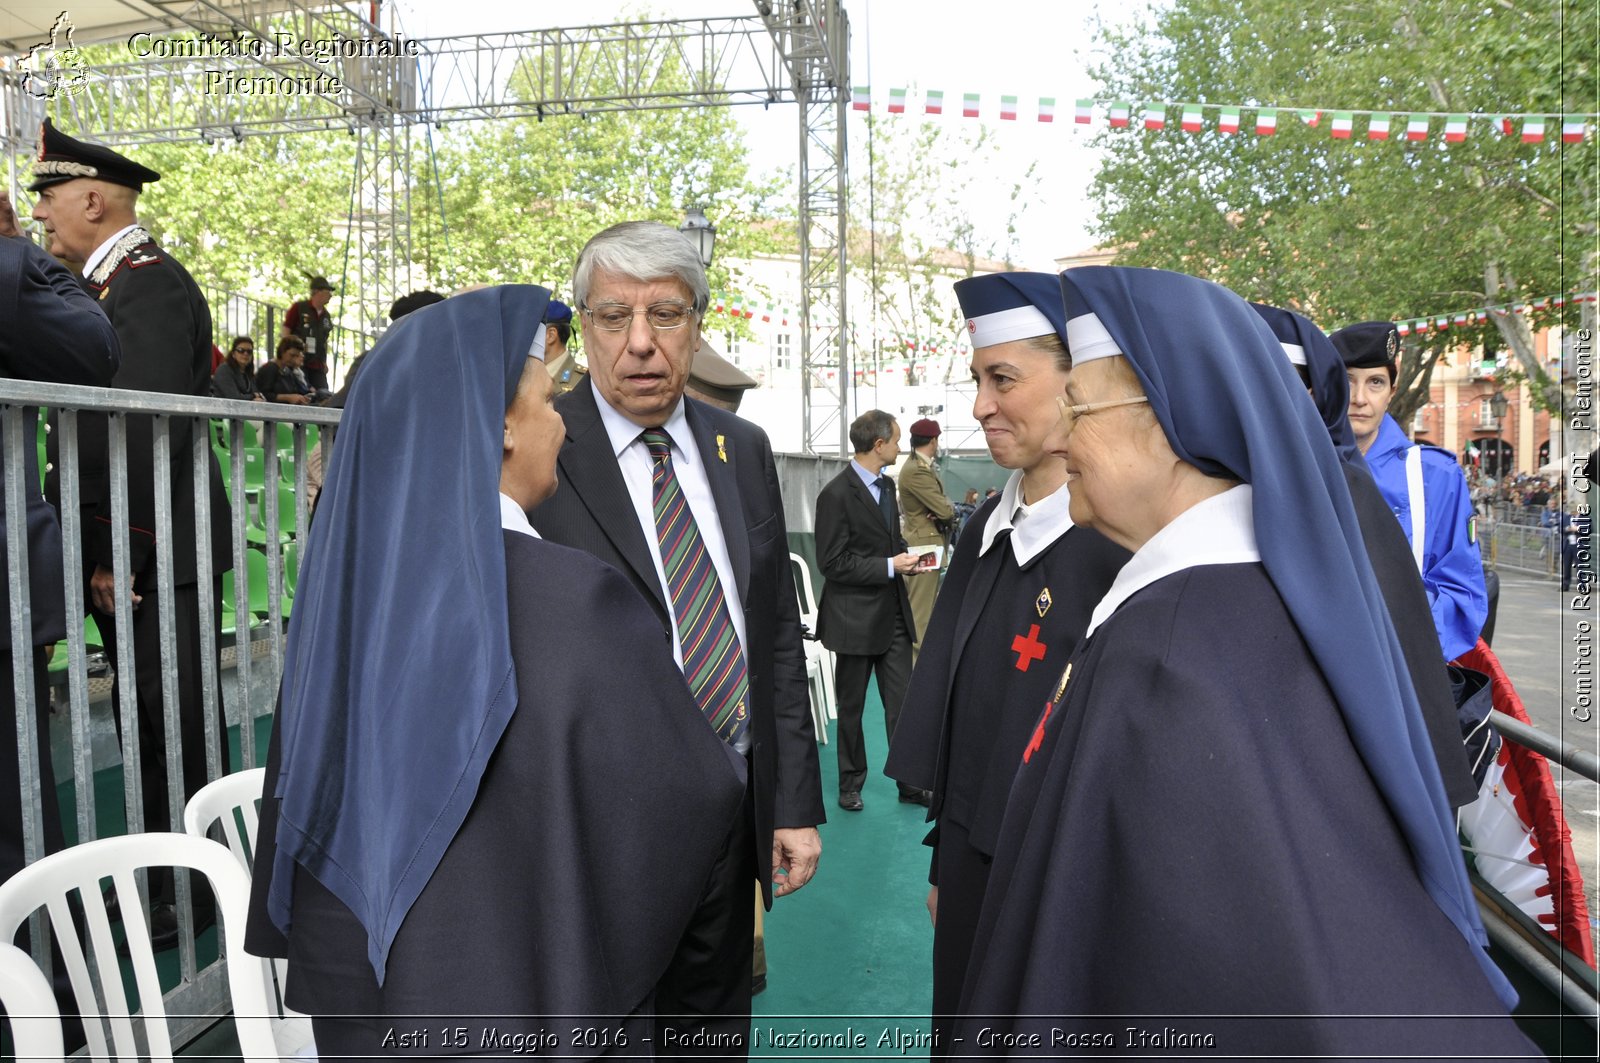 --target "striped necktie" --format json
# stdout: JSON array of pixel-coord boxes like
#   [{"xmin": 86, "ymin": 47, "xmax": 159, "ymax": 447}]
[{"xmin": 641, "ymin": 428, "xmax": 750, "ymax": 747}]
